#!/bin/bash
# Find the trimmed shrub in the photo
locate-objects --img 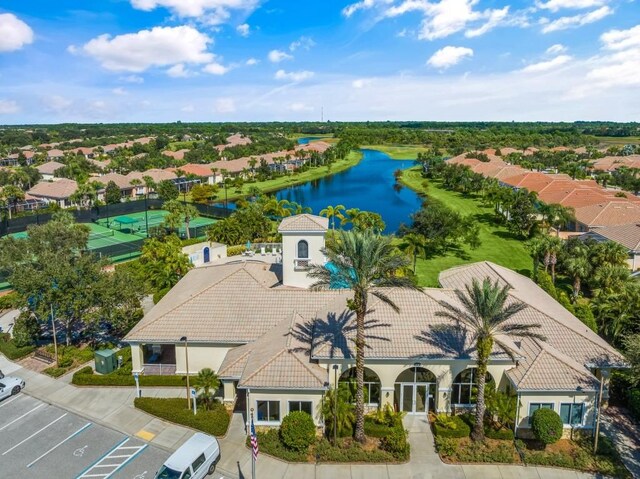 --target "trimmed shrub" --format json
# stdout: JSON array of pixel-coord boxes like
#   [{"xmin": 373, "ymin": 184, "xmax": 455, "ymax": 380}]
[
  {"xmin": 43, "ymin": 367, "xmax": 67, "ymax": 378},
  {"xmin": 484, "ymin": 426, "xmax": 514, "ymax": 440},
  {"xmin": 536, "ymin": 270, "xmax": 557, "ymax": 299},
  {"xmin": 227, "ymin": 245, "xmax": 245, "ymax": 256},
  {"xmin": 134, "ymin": 397, "xmax": 230, "ymax": 436},
  {"xmin": 0, "ymin": 333, "xmax": 35, "ymax": 360},
  {"xmin": 73, "ymin": 367, "xmax": 186, "ymax": 387},
  {"xmin": 380, "ymin": 426, "xmax": 410, "ymax": 459},
  {"xmin": 364, "ymin": 417, "xmax": 395, "ymax": 438},
  {"xmin": 434, "ymin": 436, "xmax": 457, "ymax": 456},
  {"xmin": 315, "ymin": 438, "xmax": 396, "ymax": 463},
  {"xmin": 530, "ymin": 408, "xmax": 563, "ymax": 446},
  {"xmin": 280, "ymin": 411, "xmax": 316, "ymax": 452},
  {"xmin": 433, "ymin": 413, "xmax": 471, "ymax": 438},
  {"xmin": 246, "ymin": 429, "xmax": 308, "ymax": 462},
  {"xmin": 455, "ymin": 440, "xmax": 515, "ymax": 464}
]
